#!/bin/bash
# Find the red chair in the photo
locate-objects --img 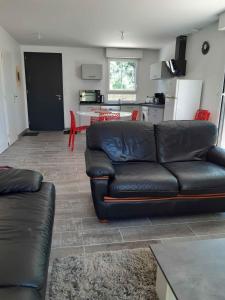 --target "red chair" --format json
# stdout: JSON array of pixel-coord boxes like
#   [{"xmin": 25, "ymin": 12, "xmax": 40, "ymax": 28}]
[
  {"xmin": 131, "ymin": 110, "xmax": 139, "ymax": 121},
  {"xmin": 194, "ymin": 109, "xmax": 211, "ymax": 121},
  {"xmin": 68, "ymin": 111, "xmax": 89, "ymax": 151}
]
